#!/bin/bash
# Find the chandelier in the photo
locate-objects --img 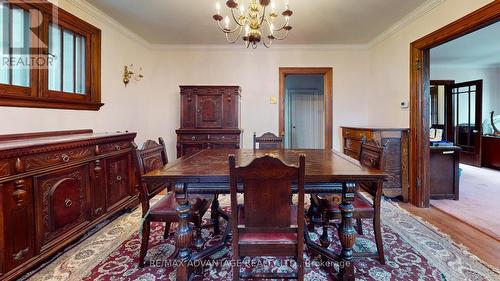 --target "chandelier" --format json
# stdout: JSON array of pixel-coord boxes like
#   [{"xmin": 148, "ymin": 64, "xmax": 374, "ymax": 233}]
[{"xmin": 213, "ymin": 0, "xmax": 293, "ymax": 48}]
